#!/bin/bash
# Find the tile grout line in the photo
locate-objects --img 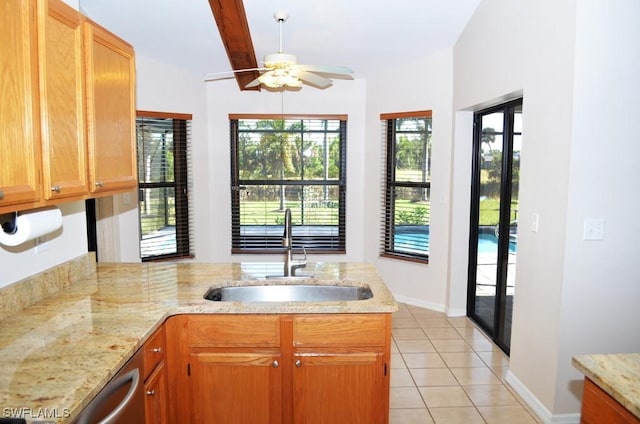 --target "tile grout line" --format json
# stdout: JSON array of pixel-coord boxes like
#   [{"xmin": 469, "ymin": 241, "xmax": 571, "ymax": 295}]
[{"xmin": 390, "ymin": 303, "xmax": 543, "ymax": 423}]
